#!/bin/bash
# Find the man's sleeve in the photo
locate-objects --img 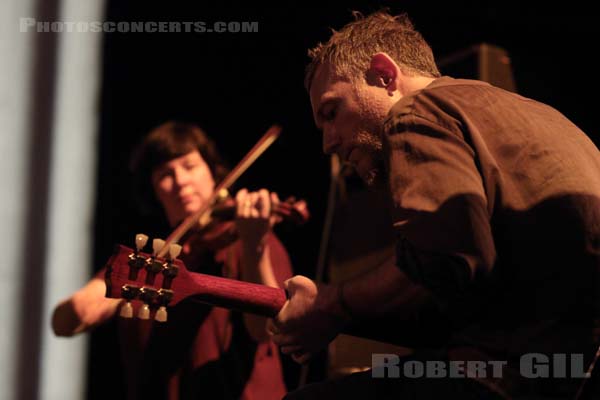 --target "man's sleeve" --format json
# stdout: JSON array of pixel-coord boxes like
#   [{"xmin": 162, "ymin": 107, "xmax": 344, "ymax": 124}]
[{"xmin": 383, "ymin": 111, "xmax": 496, "ymax": 316}]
